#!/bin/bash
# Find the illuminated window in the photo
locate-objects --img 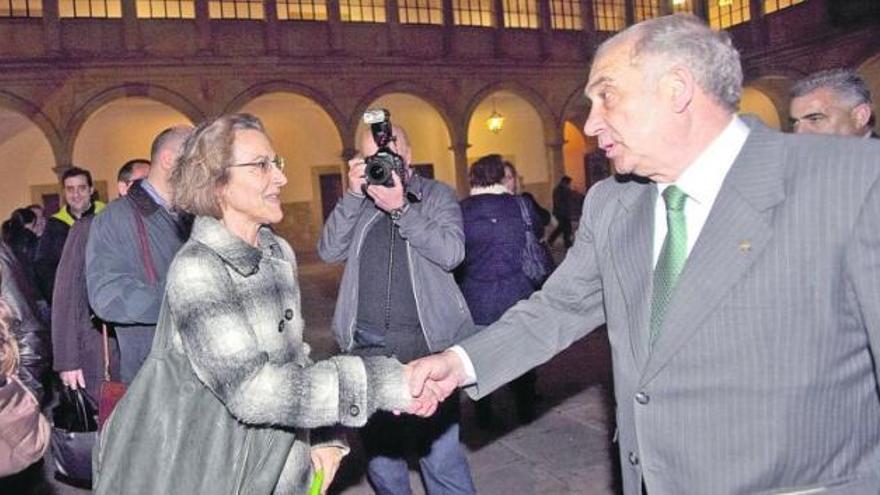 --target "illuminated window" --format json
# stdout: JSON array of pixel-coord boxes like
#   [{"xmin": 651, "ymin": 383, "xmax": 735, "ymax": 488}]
[
  {"xmin": 453, "ymin": 0, "xmax": 493, "ymax": 26},
  {"xmin": 136, "ymin": 0, "xmax": 195, "ymax": 18},
  {"xmin": 340, "ymin": 0, "xmax": 385, "ymax": 22},
  {"xmin": 764, "ymin": 0, "xmax": 804, "ymax": 14},
  {"xmin": 592, "ymin": 0, "xmax": 624, "ymax": 32},
  {"xmin": 59, "ymin": 0, "xmax": 122, "ymax": 17},
  {"xmin": 550, "ymin": 0, "xmax": 581, "ymax": 30},
  {"xmin": 1, "ymin": 0, "xmax": 42, "ymax": 16},
  {"xmin": 671, "ymin": 0, "xmax": 694, "ymax": 13},
  {"xmin": 503, "ymin": 0, "xmax": 538, "ymax": 28},
  {"xmin": 277, "ymin": 0, "xmax": 327, "ymax": 20},
  {"xmin": 399, "ymin": 0, "xmax": 442, "ymax": 24},
  {"xmin": 633, "ymin": 0, "xmax": 660, "ymax": 21},
  {"xmin": 707, "ymin": 0, "xmax": 750, "ymax": 29},
  {"xmin": 208, "ymin": 0, "xmax": 264, "ymax": 19}
]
